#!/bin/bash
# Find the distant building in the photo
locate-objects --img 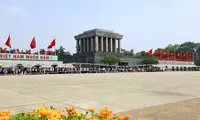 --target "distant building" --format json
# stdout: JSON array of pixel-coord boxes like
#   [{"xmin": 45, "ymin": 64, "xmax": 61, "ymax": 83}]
[
  {"xmin": 0, "ymin": 53, "xmax": 63, "ymax": 67},
  {"xmin": 73, "ymin": 28, "xmax": 142, "ymax": 66}
]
